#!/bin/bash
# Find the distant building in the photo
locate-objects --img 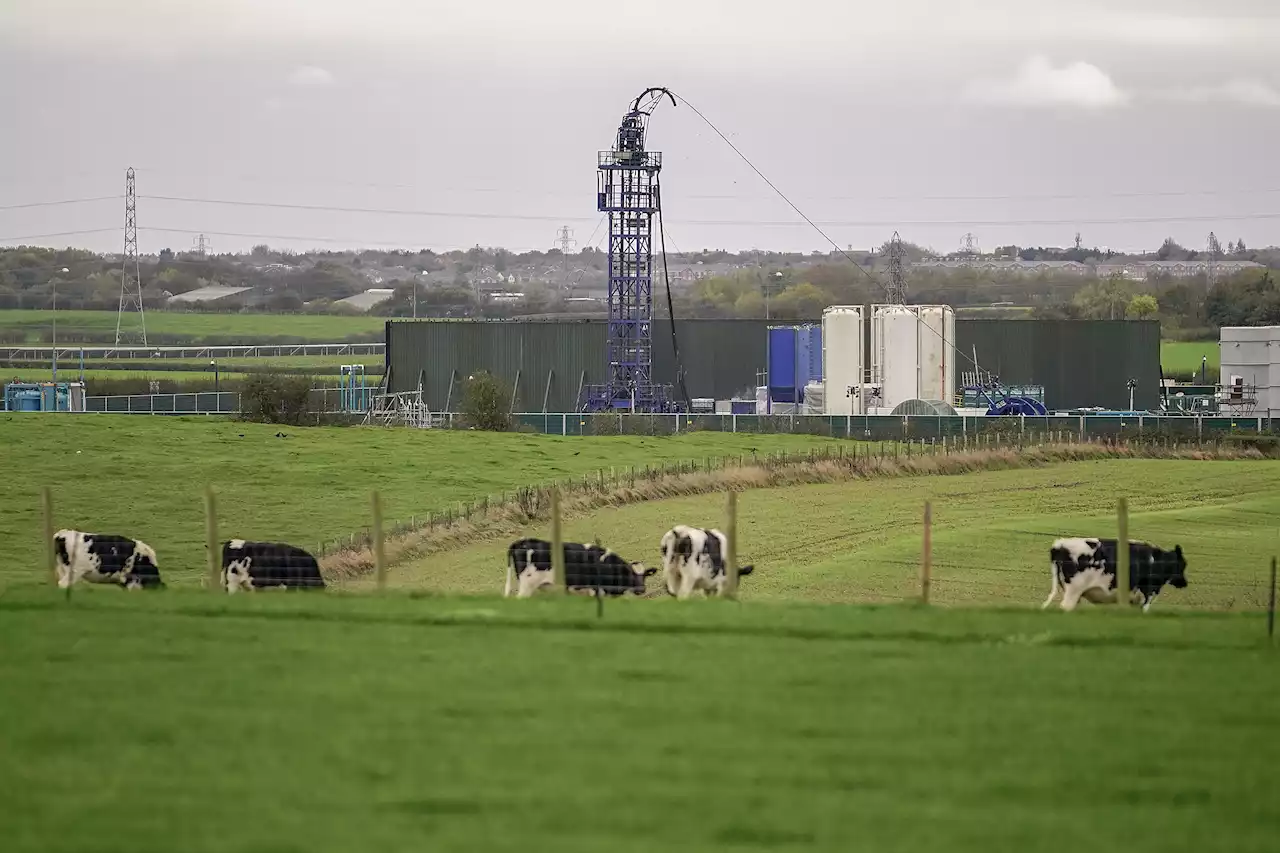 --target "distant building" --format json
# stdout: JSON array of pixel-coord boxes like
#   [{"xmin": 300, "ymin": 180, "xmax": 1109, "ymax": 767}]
[
  {"xmin": 336, "ymin": 288, "xmax": 396, "ymax": 311},
  {"xmin": 167, "ymin": 284, "xmax": 254, "ymax": 305},
  {"xmin": 913, "ymin": 258, "xmax": 1264, "ymax": 279}
]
